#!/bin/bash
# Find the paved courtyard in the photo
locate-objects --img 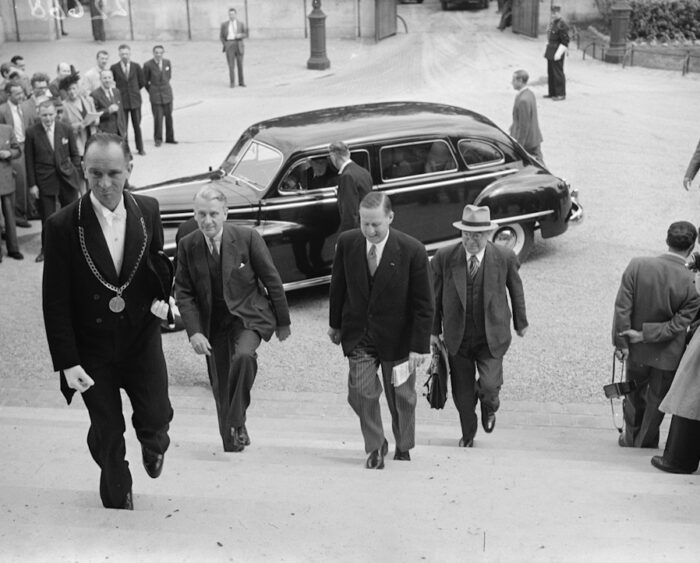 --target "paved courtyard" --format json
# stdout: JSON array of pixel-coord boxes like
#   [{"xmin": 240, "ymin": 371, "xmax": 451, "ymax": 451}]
[{"xmin": 1, "ymin": 0, "xmax": 700, "ymax": 560}]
